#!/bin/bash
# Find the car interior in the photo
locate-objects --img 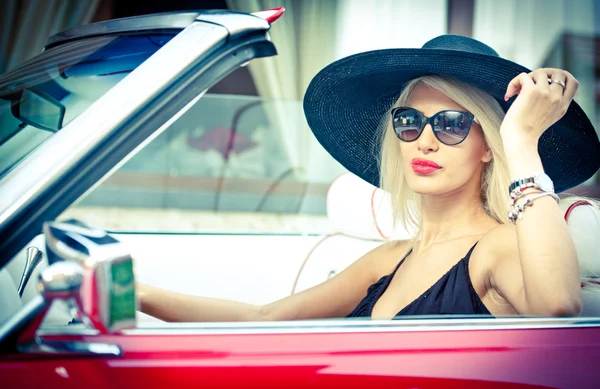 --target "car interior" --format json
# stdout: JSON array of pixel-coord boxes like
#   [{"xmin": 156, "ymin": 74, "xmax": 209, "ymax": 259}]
[{"xmin": 1, "ymin": 171, "xmax": 599, "ymax": 329}]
